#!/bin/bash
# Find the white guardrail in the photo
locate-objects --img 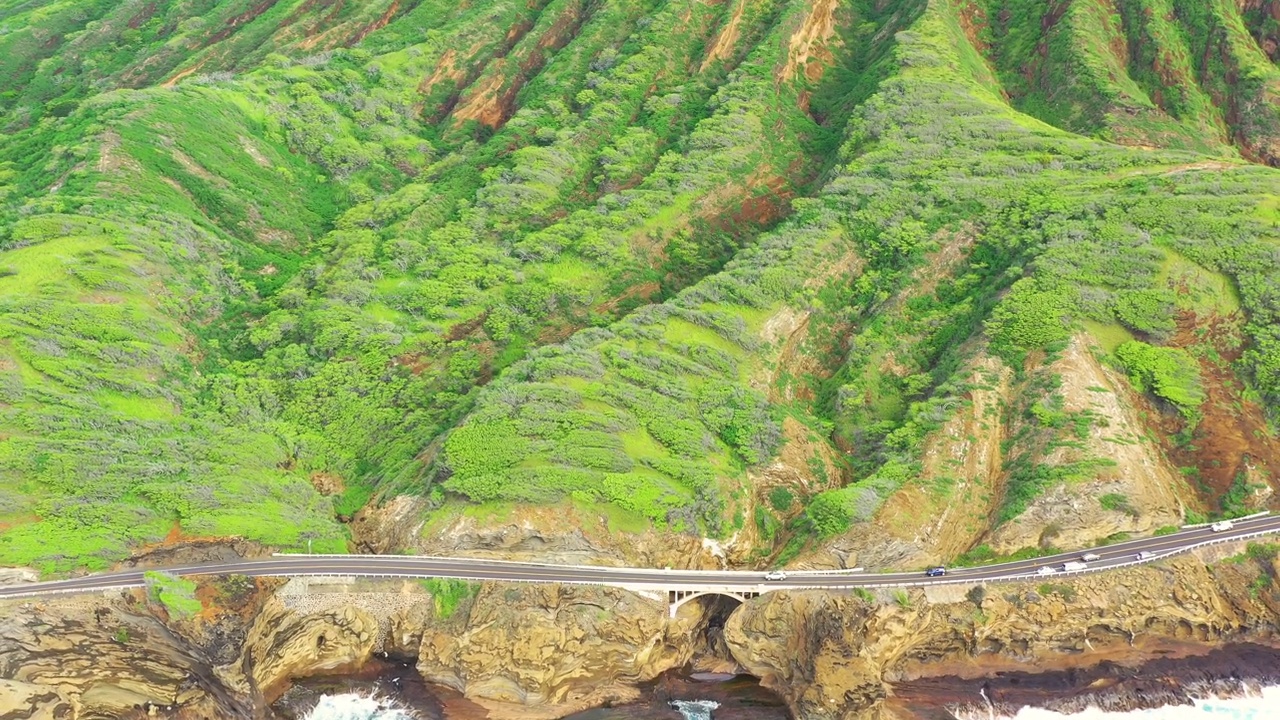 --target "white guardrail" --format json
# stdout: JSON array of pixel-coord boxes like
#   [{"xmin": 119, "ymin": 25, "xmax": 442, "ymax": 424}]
[
  {"xmin": 269, "ymin": 552, "xmax": 867, "ymax": 576},
  {"xmin": 1180, "ymin": 510, "xmax": 1270, "ymax": 530},
  {"xmin": 818, "ymin": 526, "xmax": 1280, "ymax": 591}
]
